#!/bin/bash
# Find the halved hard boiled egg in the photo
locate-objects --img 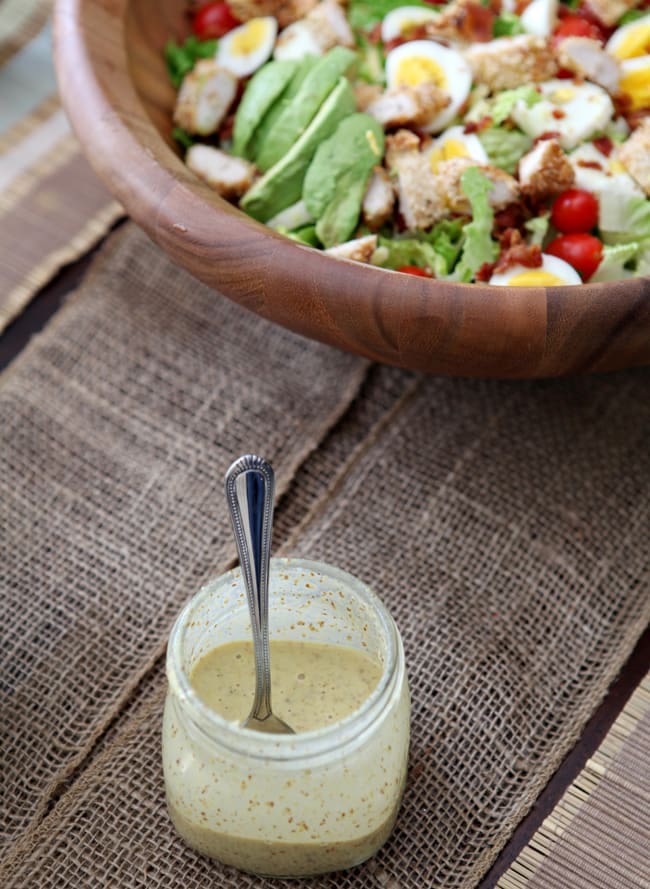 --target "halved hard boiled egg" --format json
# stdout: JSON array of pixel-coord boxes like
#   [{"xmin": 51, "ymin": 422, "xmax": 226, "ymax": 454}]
[
  {"xmin": 489, "ymin": 254, "xmax": 581, "ymax": 286},
  {"xmin": 426, "ymin": 125, "xmax": 488, "ymax": 174},
  {"xmin": 511, "ymin": 80, "xmax": 614, "ymax": 151},
  {"xmin": 619, "ymin": 55, "xmax": 650, "ymax": 111},
  {"xmin": 217, "ymin": 17, "xmax": 277, "ymax": 78},
  {"xmin": 381, "ymin": 6, "xmax": 440, "ymax": 43},
  {"xmin": 606, "ymin": 13, "xmax": 650, "ymax": 60},
  {"xmin": 385, "ymin": 40, "xmax": 472, "ymax": 133}
]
